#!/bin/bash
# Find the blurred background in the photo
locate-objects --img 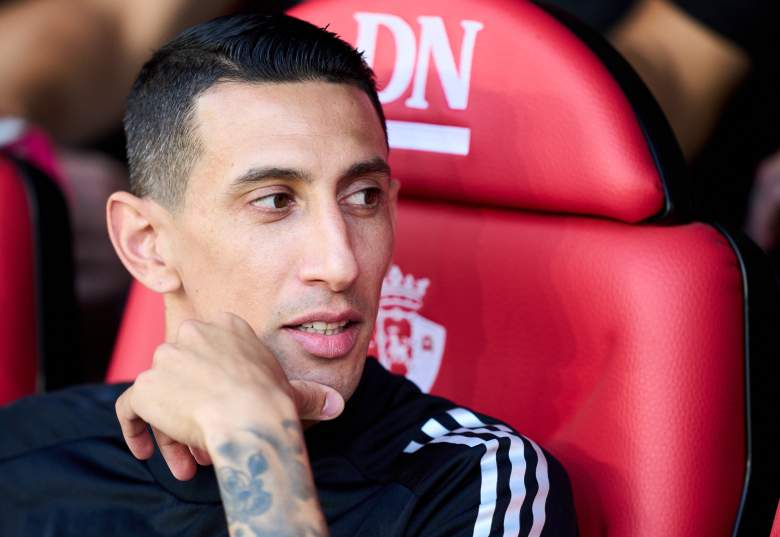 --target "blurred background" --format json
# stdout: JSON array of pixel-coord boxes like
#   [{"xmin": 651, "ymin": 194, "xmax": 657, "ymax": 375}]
[{"xmin": 0, "ymin": 0, "xmax": 778, "ymax": 386}]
